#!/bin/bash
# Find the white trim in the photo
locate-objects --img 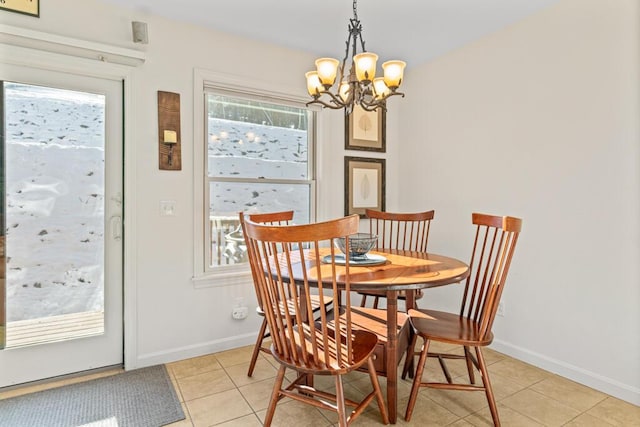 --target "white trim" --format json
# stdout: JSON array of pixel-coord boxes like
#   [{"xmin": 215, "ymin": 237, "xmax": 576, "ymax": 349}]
[
  {"xmin": 0, "ymin": 24, "xmax": 145, "ymax": 67},
  {"xmin": 122, "ymin": 76, "xmax": 139, "ymax": 371},
  {"xmin": 1, "ymin": 37, "xmax": 140, "ymax": 373},
  {"xmin": 136, "ymin": 331, "xmax": 258, "ymax": 368},
  {"xmin": 491, "ymin": 339, "xmax": 640, "ymax": 406},
  {"xmin": 191, "ymin": 270, "xmax": 253, "ymax": 289}
]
